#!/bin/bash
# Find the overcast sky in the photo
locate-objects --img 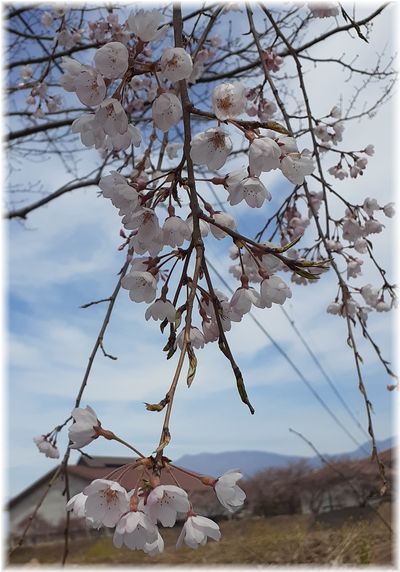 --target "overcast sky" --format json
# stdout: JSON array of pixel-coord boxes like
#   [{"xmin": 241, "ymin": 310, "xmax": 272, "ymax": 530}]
[{"xmin": 6, "ymin": 2, "xmax": 397, "ymax": 499}]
